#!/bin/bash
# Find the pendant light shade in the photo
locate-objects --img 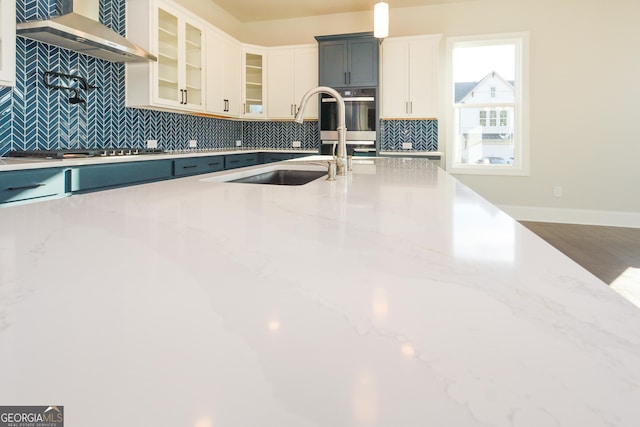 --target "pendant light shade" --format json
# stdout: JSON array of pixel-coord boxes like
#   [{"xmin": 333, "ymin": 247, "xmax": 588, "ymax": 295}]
[{"xmin": 374, "ymin": 1, "xmax": 389, "ymax": 39}]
